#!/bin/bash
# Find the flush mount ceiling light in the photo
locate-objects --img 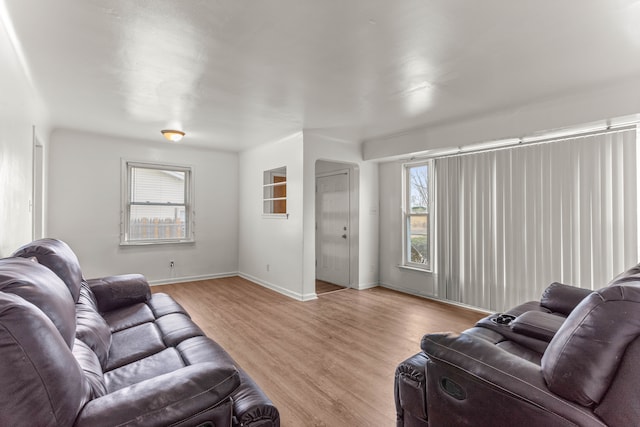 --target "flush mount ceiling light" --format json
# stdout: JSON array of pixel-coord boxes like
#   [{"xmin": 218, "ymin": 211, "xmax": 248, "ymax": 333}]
[{"xmin": 161, "ymin": 129, "xmax": 185, "ymax": 142}]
